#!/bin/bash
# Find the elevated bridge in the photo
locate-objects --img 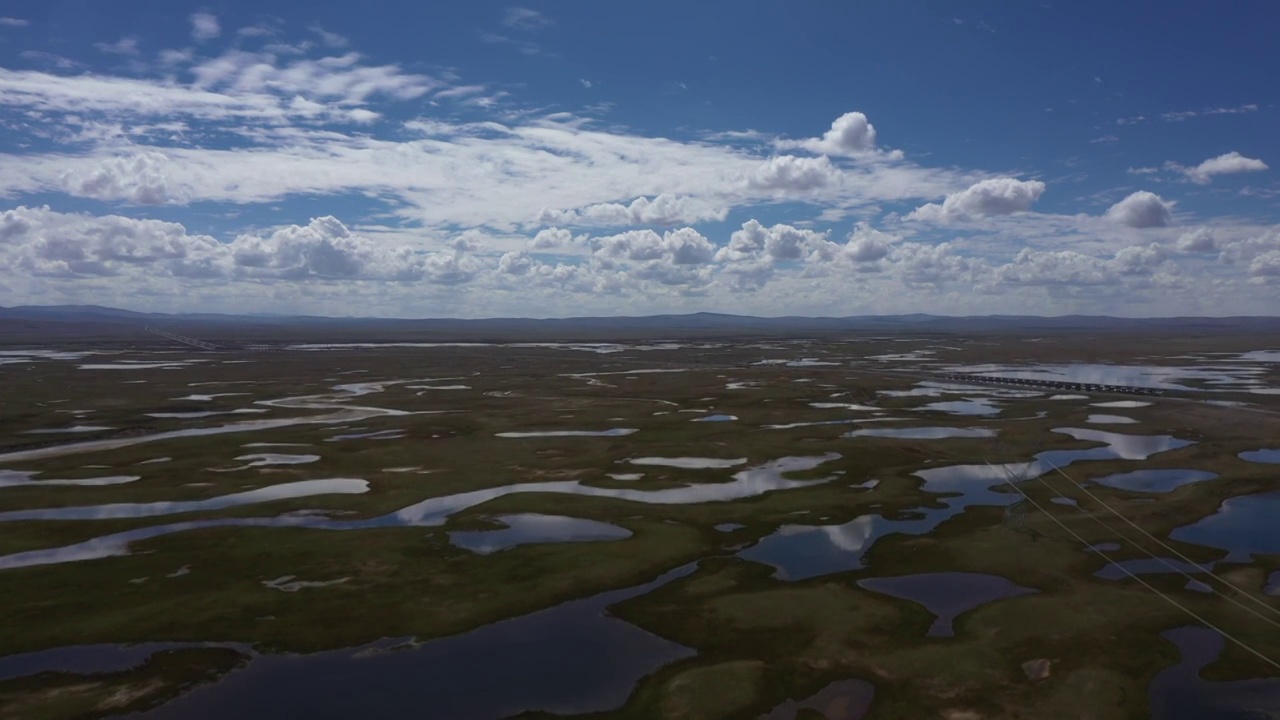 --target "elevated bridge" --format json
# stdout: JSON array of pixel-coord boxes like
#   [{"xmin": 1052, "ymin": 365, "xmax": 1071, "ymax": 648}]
[
  {"xmin": 933, "ymin": 372, "xmax": 1166, "ymax": 396},
  {"xmin": 144, "ymin": 326, "xmax": 221, "ymax": 350}
]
